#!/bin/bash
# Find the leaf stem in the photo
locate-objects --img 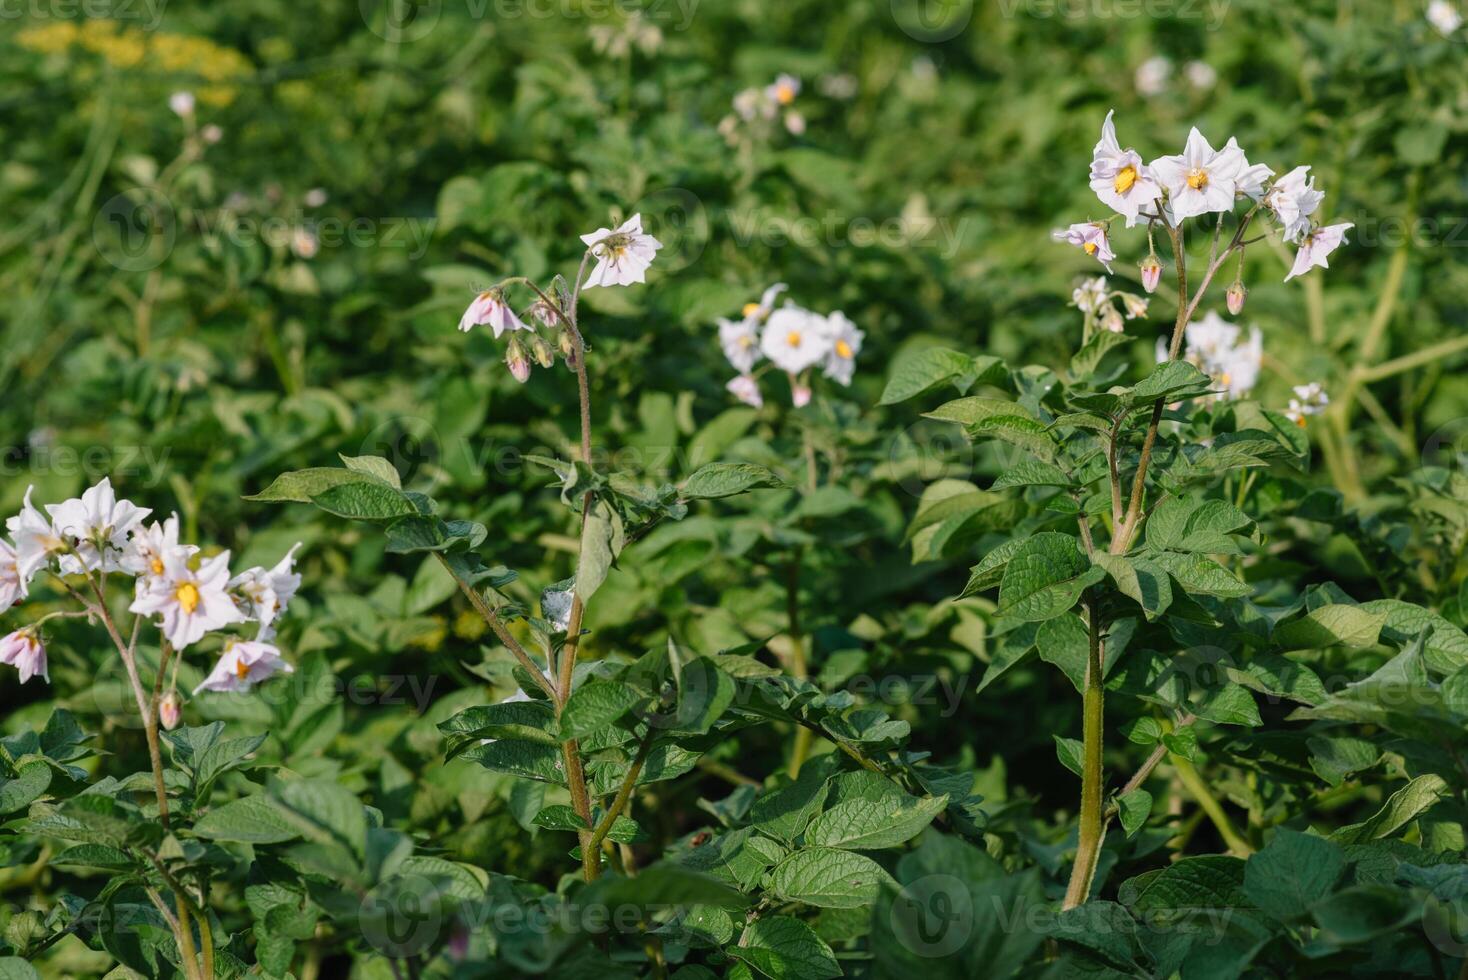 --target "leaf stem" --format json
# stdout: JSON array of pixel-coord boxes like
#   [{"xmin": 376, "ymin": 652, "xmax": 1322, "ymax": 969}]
[{"xmin": 1062, "ymin": 597, "xmax": 1106, "ymax": 910}]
